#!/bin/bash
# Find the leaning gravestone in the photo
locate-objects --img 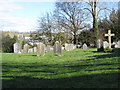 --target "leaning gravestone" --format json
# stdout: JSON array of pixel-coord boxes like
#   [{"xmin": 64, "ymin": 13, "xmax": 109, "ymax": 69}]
[
  {"xmin": 97, "ymin": 39, "xmax": 104, "ymax": 52},
  {"xmin": 37, "ymin": 42, "xmax": 45, "ymax": 56},
  {"xmin": 54, "ymin": 41, "xmax": 62, "ymax": 56},
  {"xmin": 23, "ymin": 44, "xmax": 29, "ymax": 53},
  {"xmin": 103, "ymin": 41, "xmax": 109, "ymax": 48},
  {"xmin": 118, "ymin": 40, "xmax": 120, "ymax": 48},
  {"xmin": 14, "ymin": 43, "xmax": 21, "ymax": 53},
  {"xmin": 83, "ymin": 43, "xmax": 88, "ymax": 50}
]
